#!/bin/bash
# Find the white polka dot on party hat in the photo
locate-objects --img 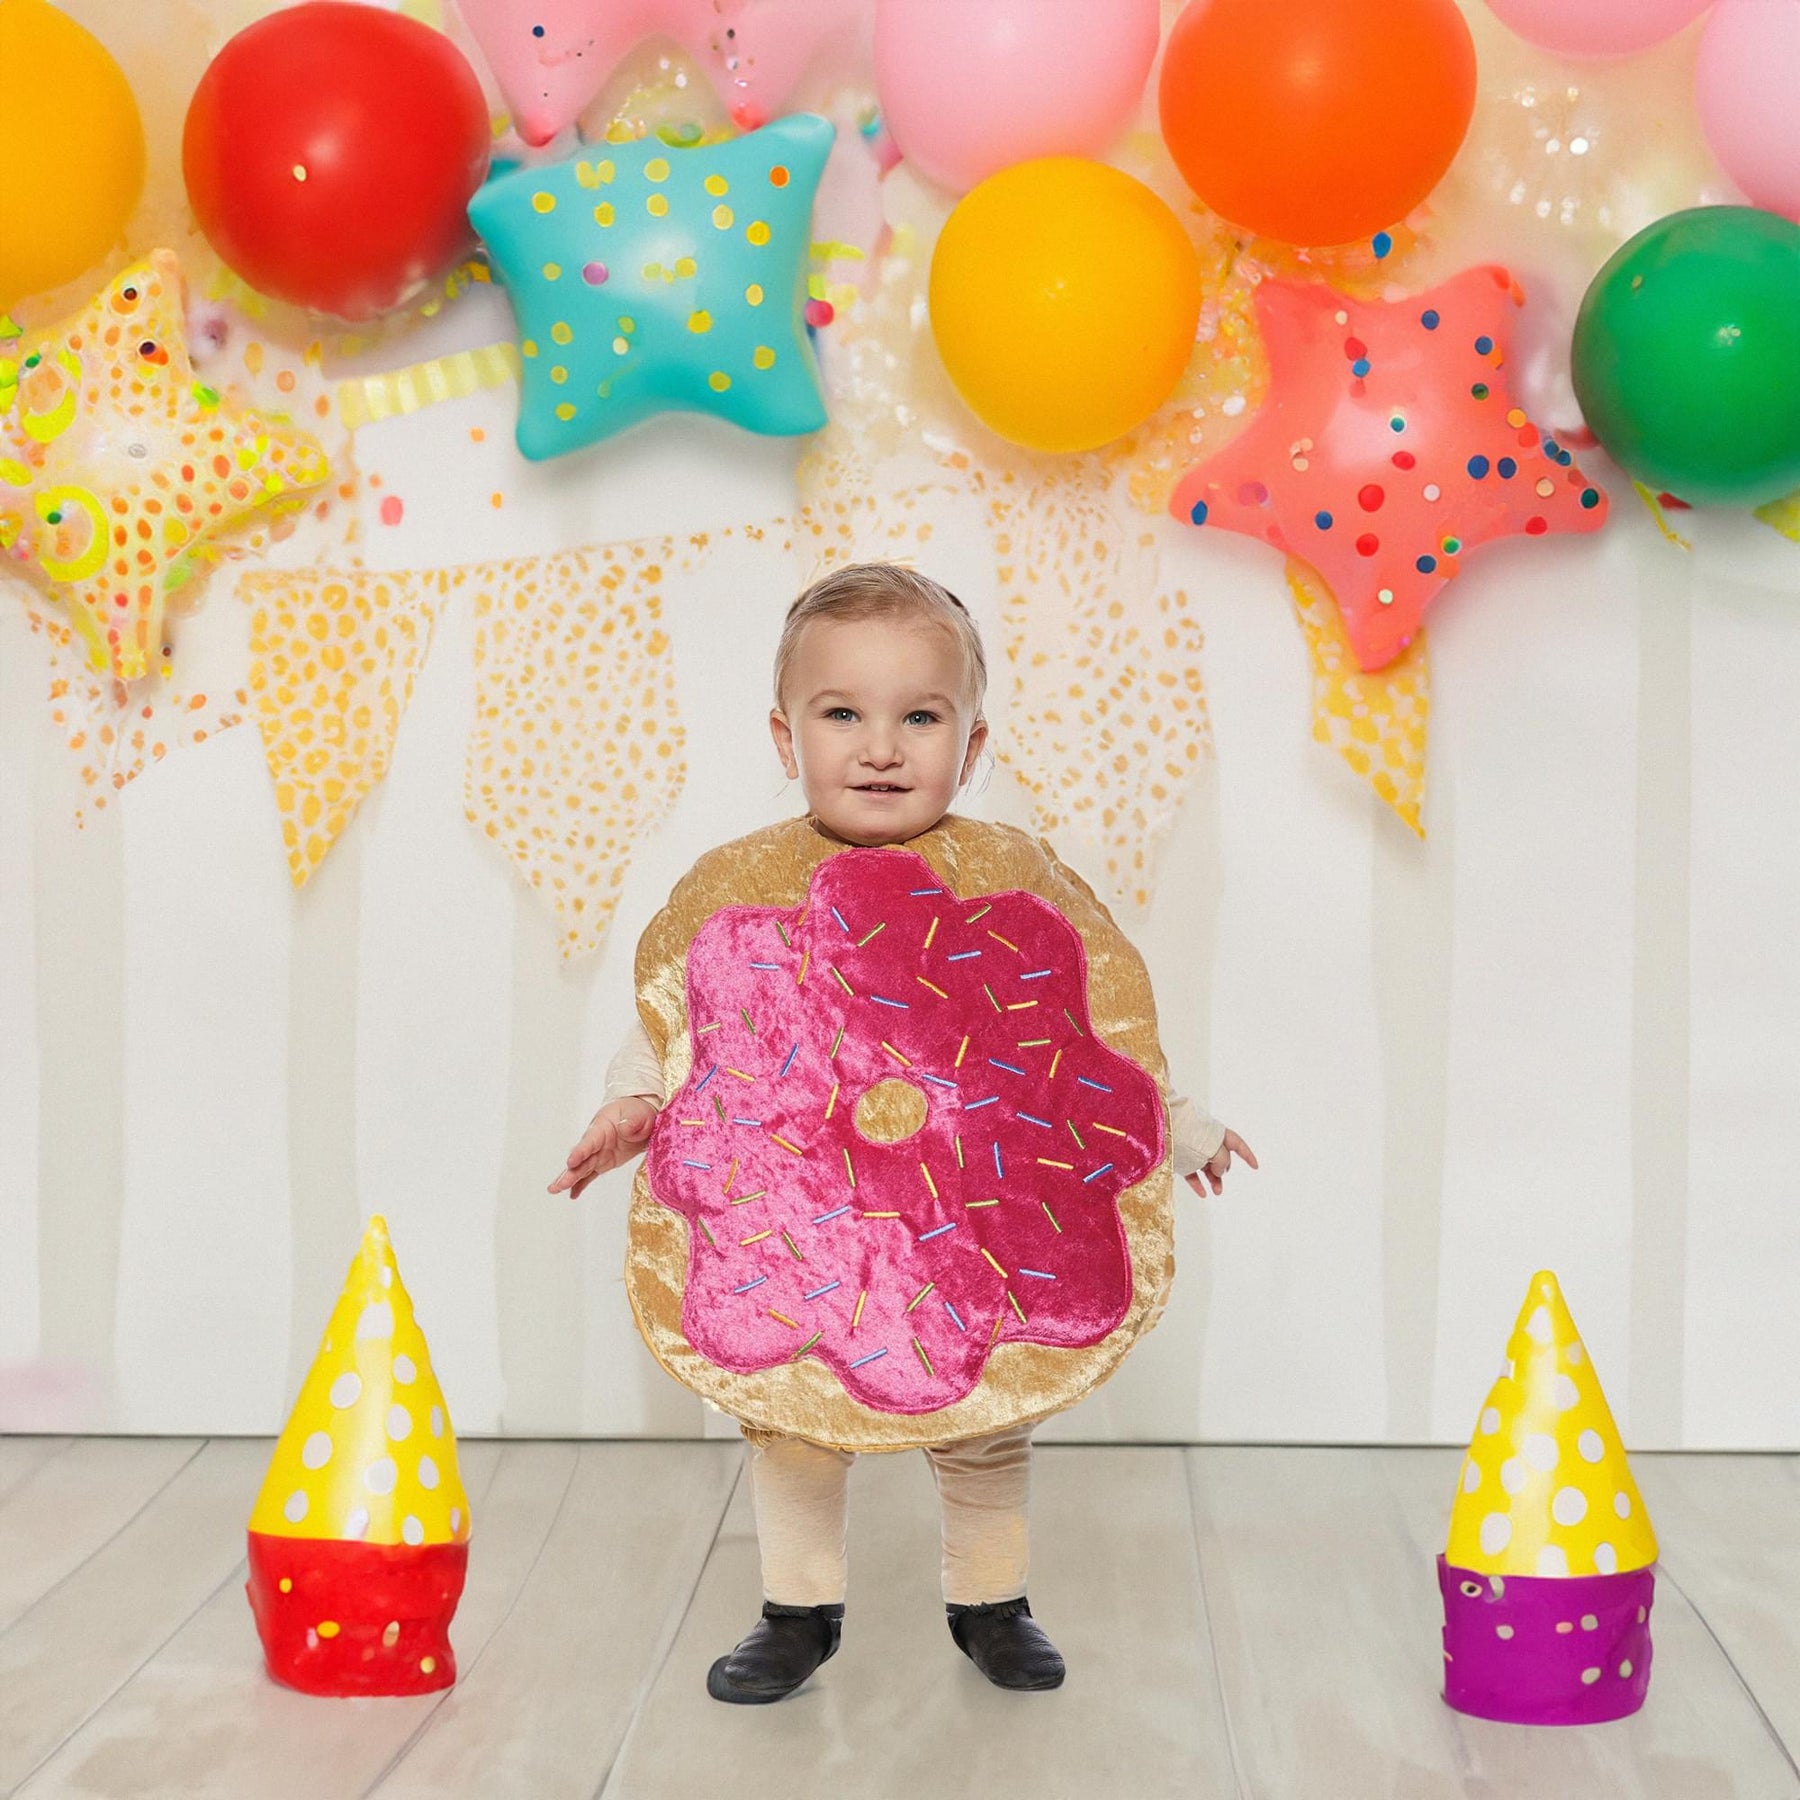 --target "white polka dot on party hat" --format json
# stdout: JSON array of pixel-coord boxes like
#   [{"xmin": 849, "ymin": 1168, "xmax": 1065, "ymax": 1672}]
[
  {"xmin": 364, "ymin": 1456, "xmax": 397, "ymax": 1495},
  {"xmin": 1594, "ymin": 1542, "xmax": 1618, "ymax": 1574},
  {"xmin": 283, "ymin": 1489, "xmax": 309, "ymax": 1523},
  {"xmin": 1581, "ymin": 1667, "xmax": 1601, "ymax": 1685},
  {"xmin": 1500, "ymin": 1458, "xmax": 1527, "ymax": 1496},
  {"xmin": 1523, "ymin": 1432, "xmax": 1558, "ymax": 1472},
  {"xmin": 1461, "ymin": 1460, "xmax": 1481, "ymax": 1493},
  {"xmin": 393, "ymin": 1354, "xmax": 417, "ymax": 1385},
  {"xmin": 344, "ymin": 1505, "xmax": 370, "ymax": 1540},
  {"xmin": 356, "ymin": 1300, "xmax": 395, "ymax": 1340},
  {"xmin": 1479, "ymin": 1513, "xmax": 1512, "ymax": 1555},
  {"xmin": 1578, "ymin": 1429, "xmax": 1605, "ymax": 1463},
  {"xmin": 1553, "ymin": 1373, "xmax": 1580, "ymax": 1410},
  {"xmin": 1479, "ymin": 1406, "xmax": 1501, "ymax": 1435},
  {"xmin": 1551, "ymin": 1486, "xmax": 1588, "ymax": 1527},
  {"xmin": 418, "ymin": 1454, "xmax": 440, "ymax": 1491},
  {"xmin": 301, "ymin": 1431, "xmax": 333, "ymax": 1470},
  {"xmin": 1614, "ymin": 1491, "xmax": 1632, "ymax": 1519},
  {"xmin": 402, "ymin": 1515, "xmax": 424, "ymax": 1546},
  {"xmin": 1537, "ymin": 1544, "xmax": 1571, "ymax": 1577},
  {"xmin": 386, "ymin": 1403, "xmax": 413, "ymax": 1442},
  {"xmin": 1526, "ymin": 1305, "xmax": 1552, "ymax": 1345},
  {"xmin": 329, "ymin": 1372, "xmax": 361, "ymax": 1409},
  {"xmin": 430, "ymin": 1405, "xmax": 445, "ymax": 1437}
]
